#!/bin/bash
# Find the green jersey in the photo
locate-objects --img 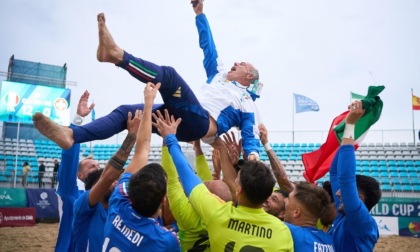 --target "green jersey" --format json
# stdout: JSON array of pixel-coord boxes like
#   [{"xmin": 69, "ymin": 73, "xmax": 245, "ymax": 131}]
[{"xmin": 190, "ymin": 184, "xmax": 294, "ymax": 252}]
